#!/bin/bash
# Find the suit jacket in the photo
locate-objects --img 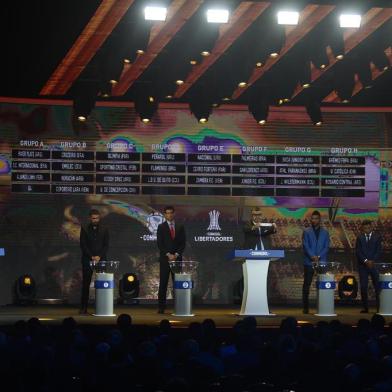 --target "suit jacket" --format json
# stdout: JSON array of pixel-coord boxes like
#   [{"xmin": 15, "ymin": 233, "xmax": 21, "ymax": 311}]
[
  {"xmin": 242, "ymin": 222, "xmax": 275, "ymax": 250},
  {"xmin": 80, "ymin": 224, "xmax": 109, "ymax": 265},
  {"xmin": 157, "ymin": 221, "xmax": 186, "ymax": 262},
  {"xmin": 355, "ymin": 232, "xmax": 382, "ymax": 265},
  {"xmin": 302, "ymin": 226, "xmax": 330, "ymax": 266}
]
